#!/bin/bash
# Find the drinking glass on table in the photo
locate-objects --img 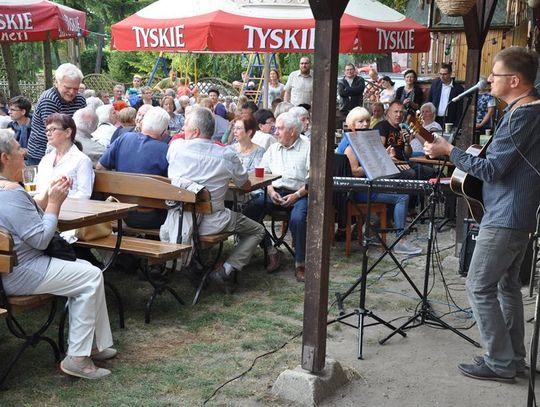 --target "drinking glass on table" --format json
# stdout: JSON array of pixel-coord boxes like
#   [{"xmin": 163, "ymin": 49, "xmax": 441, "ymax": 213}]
[{"xmin": 22, "ymin": 166, "xmax": 37, "ymax": 193}]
